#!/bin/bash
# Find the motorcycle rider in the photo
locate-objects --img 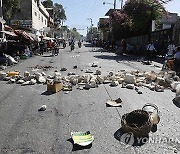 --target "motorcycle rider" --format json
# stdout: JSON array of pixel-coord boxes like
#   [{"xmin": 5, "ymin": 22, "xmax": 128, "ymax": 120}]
[{"xmin": 70, "ymin": 40, "xmax": 75, "ymax": 51}]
